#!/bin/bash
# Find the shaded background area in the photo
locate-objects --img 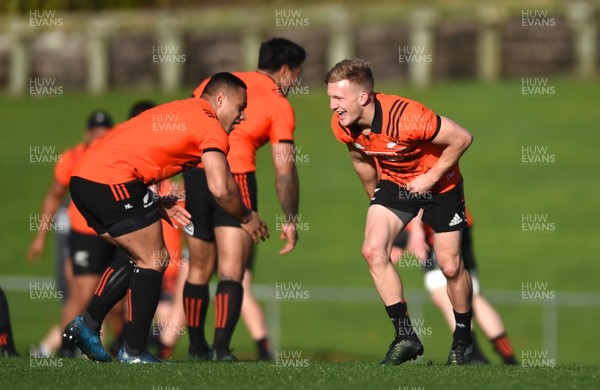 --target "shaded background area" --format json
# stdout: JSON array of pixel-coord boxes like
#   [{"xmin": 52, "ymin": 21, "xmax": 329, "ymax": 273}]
[{"xmin": 0, "ymin": 0, "xmax": 597, "ymax": 92}]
